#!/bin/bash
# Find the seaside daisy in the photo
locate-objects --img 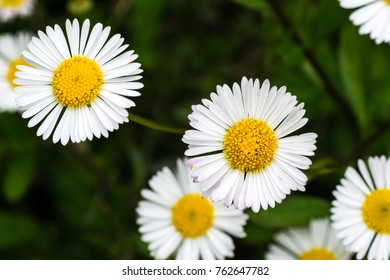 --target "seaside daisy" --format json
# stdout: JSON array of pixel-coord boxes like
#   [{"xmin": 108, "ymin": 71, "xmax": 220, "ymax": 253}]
[
  {"xmin": 339, "ymin": 0, "xmax": 390, "ymax": 44},
  {"xmin": 136, "ymin": 158, "xmax": 248, "ymax": 260},
  {"xmin": 0, "ymin": 32, "xmax": 31, "ymax": 112},
  {"xmin": 14, "ymin": 18, "xmax": 143, "ymax": 145},
  {"xmin": 182, "ymin": 77, "xmax": 317, "ymax": 212},
  {"xmin": 0, "ymin": 0, "xmax": 35, "ymax": 22},
  {"xmin": 265, "ymin": 218, "xmax": 351, "ymax": 260},
  {"xmin": 331, "ymin": 156, "xmax": 390, "ymax": 260}
]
